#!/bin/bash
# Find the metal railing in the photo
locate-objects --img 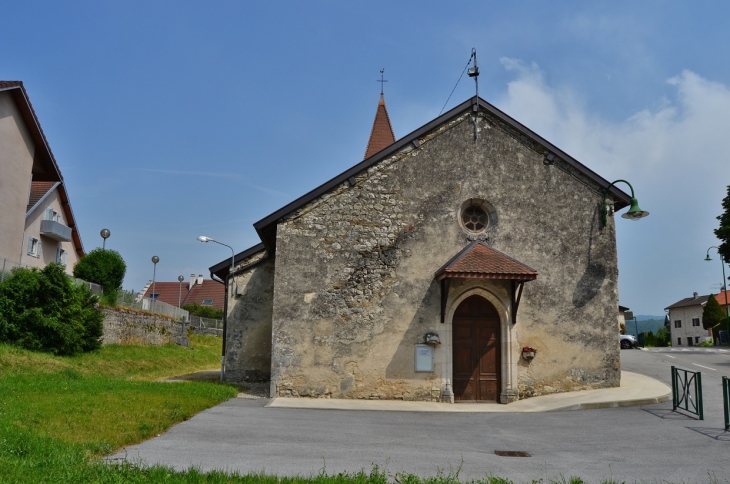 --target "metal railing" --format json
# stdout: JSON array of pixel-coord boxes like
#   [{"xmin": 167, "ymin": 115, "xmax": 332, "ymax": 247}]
[
  {"xmin": 116, "ymin": 292, "xmax": 190, "ymax": 321},
  {"xmin": 722, "ymin": 376, "xmax": 730, "ymax": 430},
  {"xmin": 187, "ymin": 315, "xmax": 223, "ymax": 330},
  {"xmin": 671, "ymin": 366, "xmax": 704, "ymax": 420}
]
